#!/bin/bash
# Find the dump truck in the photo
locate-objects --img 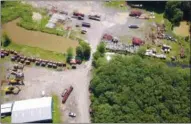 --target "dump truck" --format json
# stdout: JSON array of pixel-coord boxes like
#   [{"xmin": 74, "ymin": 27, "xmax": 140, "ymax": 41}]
[{"xmin": 62, "ymin": 86, "xmax": 73, "ymax": 103}]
